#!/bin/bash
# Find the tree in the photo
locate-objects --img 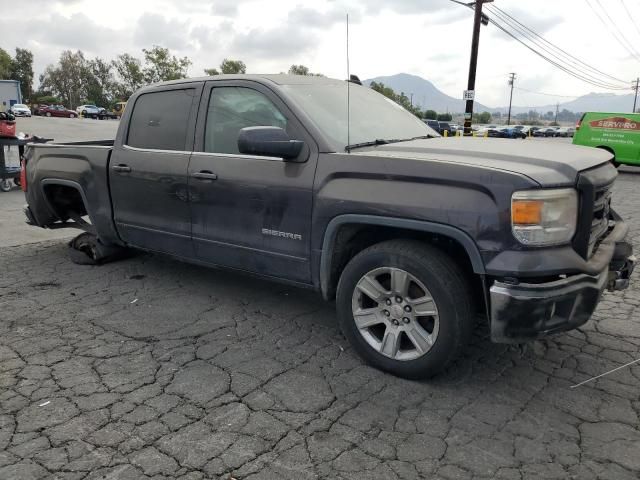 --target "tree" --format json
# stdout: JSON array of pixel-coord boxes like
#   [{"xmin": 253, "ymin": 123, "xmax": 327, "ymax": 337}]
[
  {"xmin": 205, "ymin": 59, "xmax": 246, "ymax": 75},
  {"xmin": 287, "ymin": 64, "xmax": 324, "ymax": 76},
  {"xmin": 476, "ymin": 111, "xmax": 492, "ymax": 124},
  {"xmin": 436, "ymin": 113, "xmax": 452, "ymax": 121},
  {"xmin": 369, "ymin": 81, "xmax": 422, "ymax": 117},
  {"xmin": 0, "ymin": 48, "xmax": 12, "ymax": 80},
  {"xmin": 370, "ymin": 81, "xmax": 397, "ymax": 100},
  {"xmin": 85, "ymin": 57, "xmax": 116, "ymax": 106},
  {"xmin": 220, "ymin": 59, "xmax": 246, "ymax": 74},
  {"xmin": 39, "ymin": 50, "xmax": 89, "ymax": 108},
  {"xmin": 10, "ymin": 48, "xmax": 34, "ymax": 101},
  {"xmin": 142, "ymin": 45, "xmax": 191, "ymax": 84},
  {"xmin": 288, "ymin": 64, "xmax": 310, "ymax": 75},
  {"xmin": 424, "ymin": 109, "xmax": 437, "ymax": 120},
  {"xmin": 112, "ymin": 53, "xmax": 144, "ymax": 99}
]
